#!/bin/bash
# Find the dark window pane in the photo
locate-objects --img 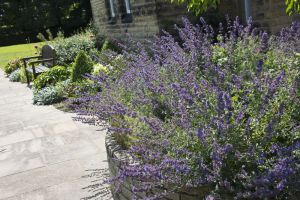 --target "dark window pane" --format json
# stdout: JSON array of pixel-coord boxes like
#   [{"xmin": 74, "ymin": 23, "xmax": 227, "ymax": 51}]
[
  {"xmin": 105, "ymin": 0, "xmax": 117, "ymax": 24},
  {"xmin": 120, "ymin": 0, "xmax": 133, "ymax": 23}
]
